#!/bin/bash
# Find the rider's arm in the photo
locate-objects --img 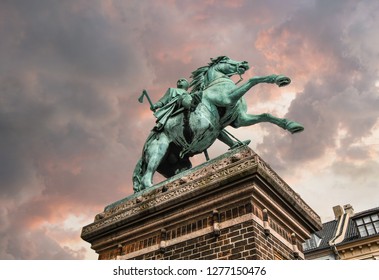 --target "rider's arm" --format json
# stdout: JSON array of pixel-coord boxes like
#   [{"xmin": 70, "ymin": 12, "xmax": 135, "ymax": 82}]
[{"xmin": 153, "ymin": 88, "xmax": 173, "ymax": 109}]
